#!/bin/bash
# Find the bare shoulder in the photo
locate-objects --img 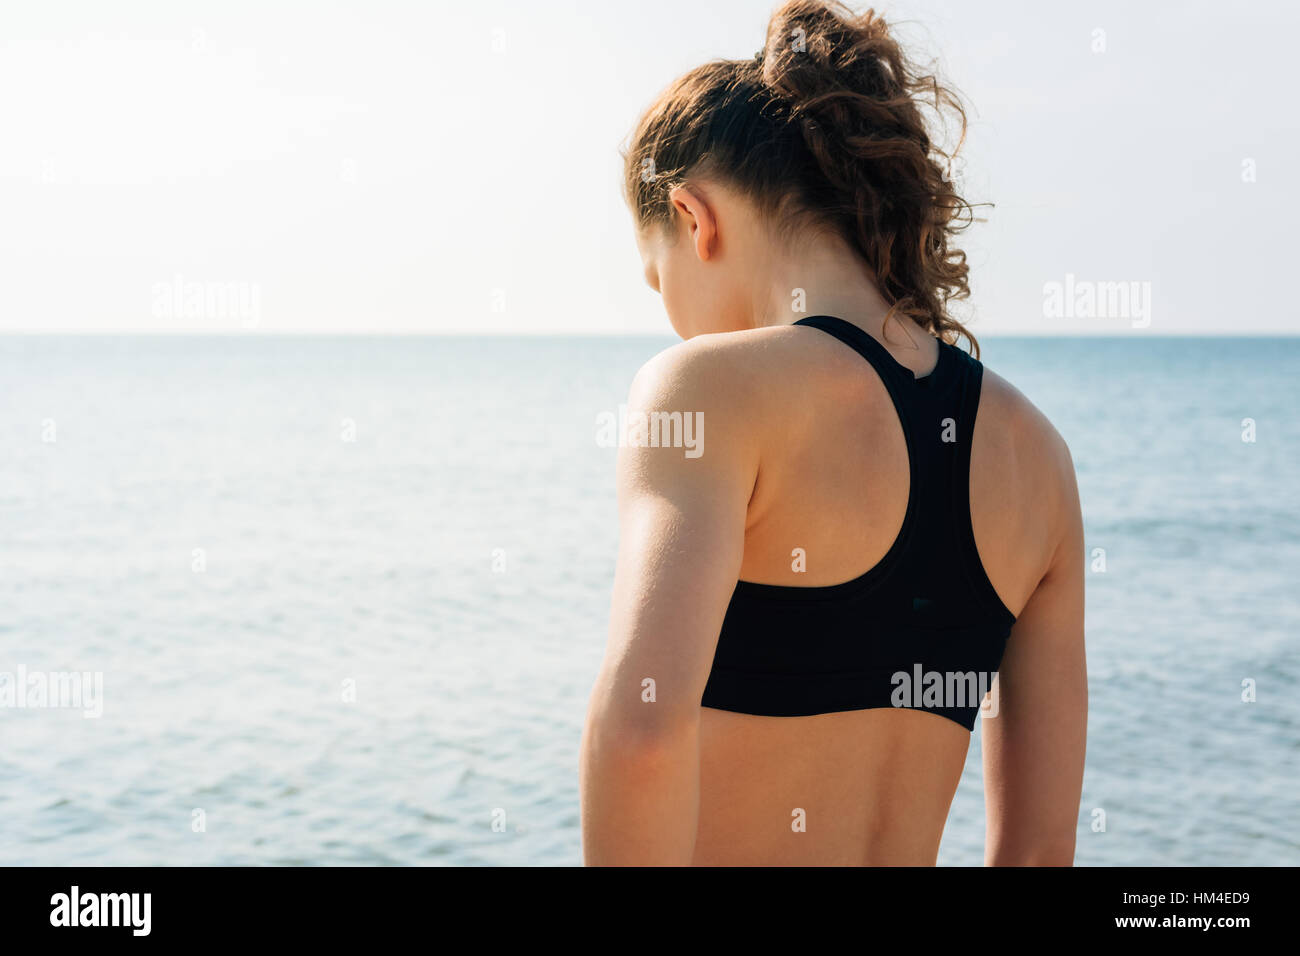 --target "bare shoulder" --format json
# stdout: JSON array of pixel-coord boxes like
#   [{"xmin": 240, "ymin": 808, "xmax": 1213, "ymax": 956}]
[
  {"xmin": 628, "ymin": 326, "xmax": 796, "ymax": 409},
  {"xmin": 617, "ymin": 330, "xmax": 790, "ymax": 498},
  {"xmin": 626, "ymin": 322, "xmax": 897, "ymax": 461},
  {"xmin": 978, "ymin": 365, "xmax": 1071, "ymax": 465},
  {"xmin": 977, "ymin": 364, "xmax": 1081, "ymax": 556},
  {"xmin": 625, "ymin": 328, "xmax": 815, "ymax": 460}
]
